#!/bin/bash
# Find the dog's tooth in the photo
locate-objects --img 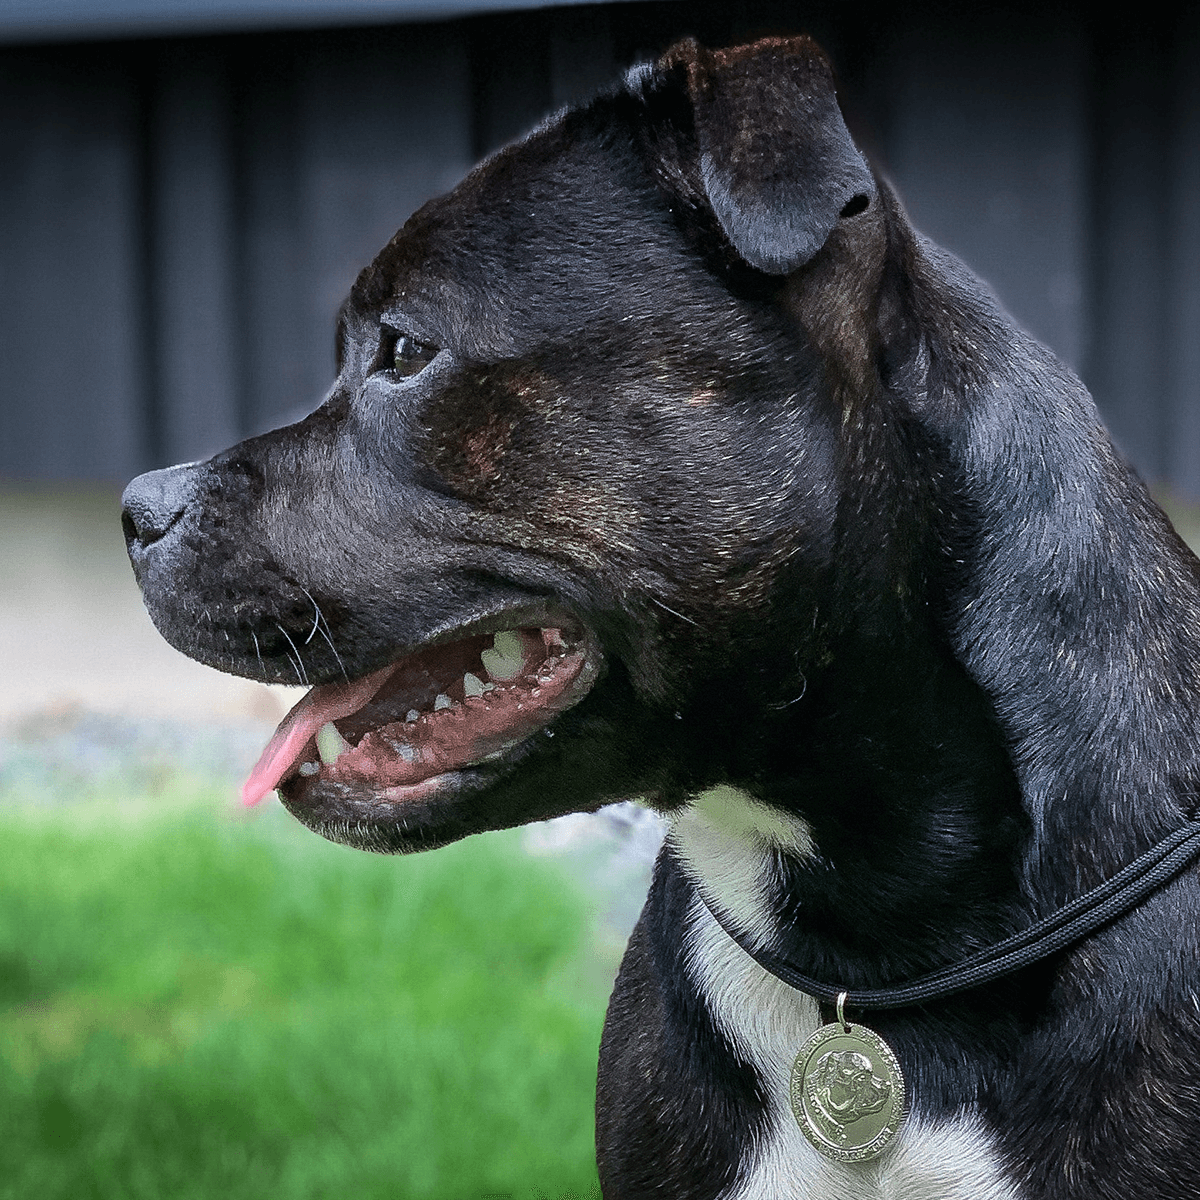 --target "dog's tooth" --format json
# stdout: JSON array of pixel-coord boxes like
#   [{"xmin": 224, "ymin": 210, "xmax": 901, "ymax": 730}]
[
  {"xmin": 316, "ymin": 722, "xmax": 349, "ymax": 765},
  {"xmin": 463, "ymin": 672, "xmax": 486, "ymax": 698},
  {"xmin": 481, "ymin": 650, "xmax": 522, "ymax": 680},
  {"xmin": 481, "ymin": 630, "xmax": 525, "ymax": 681},
  {"xmin": 492, "ymin": 630, "xmax": 522, "ymax": 657},
  {"xmin": 406, "ymin": 709, "xmax": 421, "ymax": 723},
  {"xmin": 297, "ymin": 761, "xmax": 320, "ymax": 776},
  {"xmin": 434, "ymin": 692, "xmax": 453, "ymax": 710}
]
